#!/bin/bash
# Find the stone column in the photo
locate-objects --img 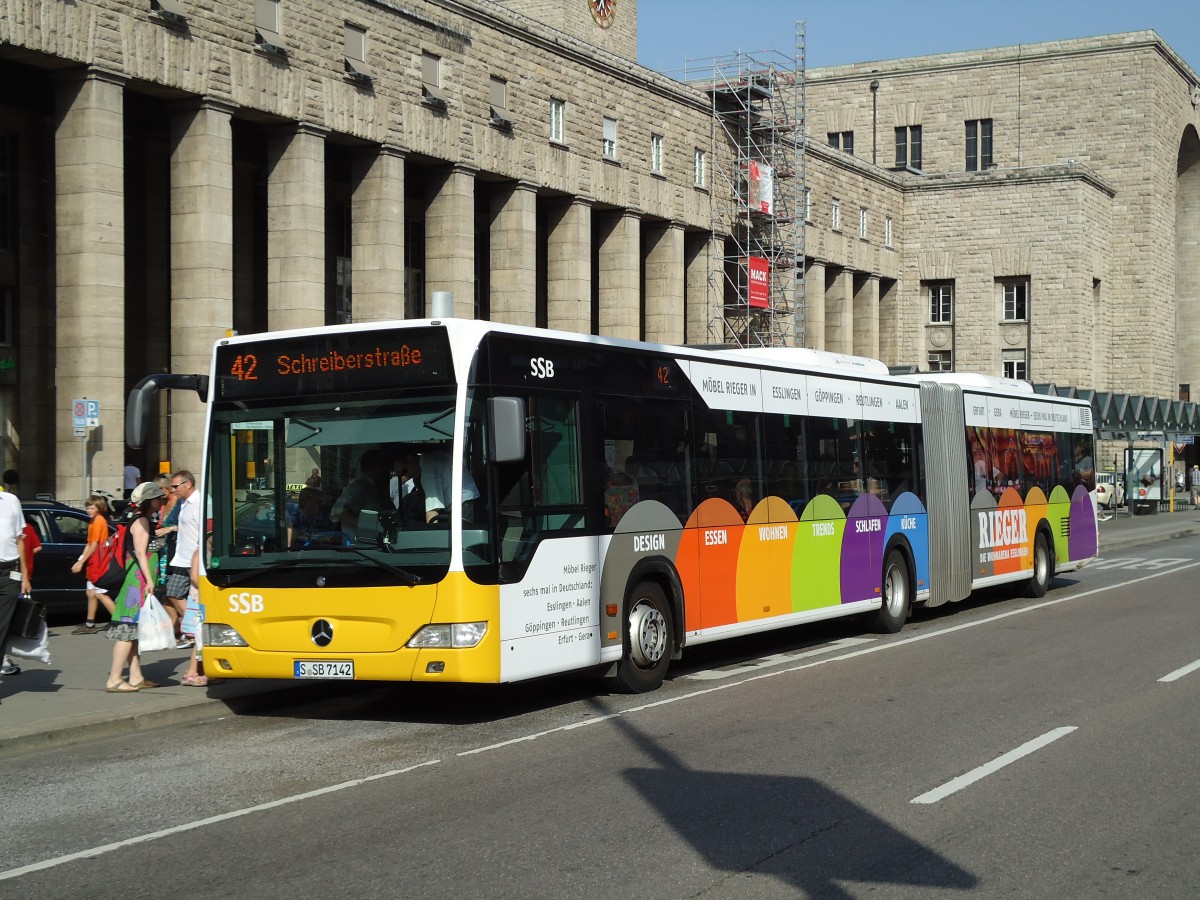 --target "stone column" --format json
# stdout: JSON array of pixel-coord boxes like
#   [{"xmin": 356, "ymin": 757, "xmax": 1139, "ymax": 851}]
[
  {"xmin": 267, "ymin": 124, "xmax": 326, "ymax": 331},
  {"xmin": 853, "ymin": 274, "xmax": 880, "ymax": 359},
  {"xmin": 598, "ymin": 210, "xmax": 641, "ymax": 340},
  {"xmin": 803, "ymin": 261, "xmax": 826, "ymax": 350},
  {"xmin": 351, "ymin": 145, "xmax": 406, "ymax": 323},
  {"xmin": 546, "ymin": 197, "xmax": 592, "ymax": 334},
  {"xmin": 685, "ymin": 233, "xmax": 720, "ymax": 345},
  {"xmin": 489, "ymin": 180, "xmax": 537, "ymax": 326},
  {"xmin": 55, "ymin": 68, "xmax": 125, "ymax": 501},
  {"xmin": 170, "ymin": 99, "xmax": 234, "ymax": 471},
  {"xmin": 878, "ymin": 278, "xmax": 899, "ymax": 365},
  {"xmin": 825, "ymin": 267, "xmax": 854, "ymax": 354},
  {"xmin": 644, "ymin": 222, "xmax": 685, "ymax": 345},
  {"xmin": 426, "ymin": 164, "xmax": 476, "ymax": 319}
]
